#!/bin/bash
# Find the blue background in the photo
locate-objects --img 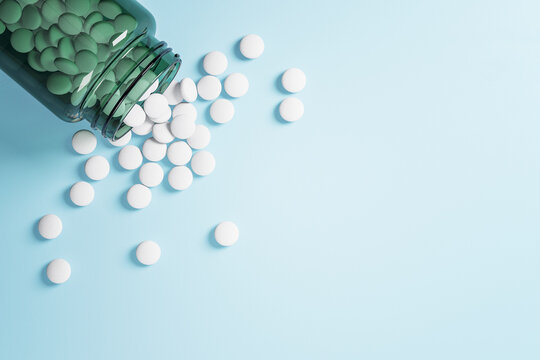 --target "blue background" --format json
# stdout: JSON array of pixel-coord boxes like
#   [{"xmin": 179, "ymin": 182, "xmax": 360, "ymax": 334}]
[{"xmin": 2, "ymin": 0, "xmax": 540, "ymax": 358}]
